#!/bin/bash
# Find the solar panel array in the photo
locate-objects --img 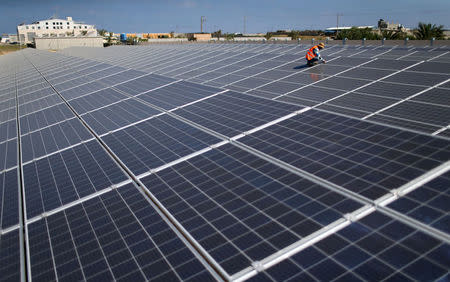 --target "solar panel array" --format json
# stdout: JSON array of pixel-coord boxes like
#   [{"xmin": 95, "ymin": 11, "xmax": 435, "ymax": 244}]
[{"xmin": 0, "ymin": 42, "xmax": 449, "ymax": 281}]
